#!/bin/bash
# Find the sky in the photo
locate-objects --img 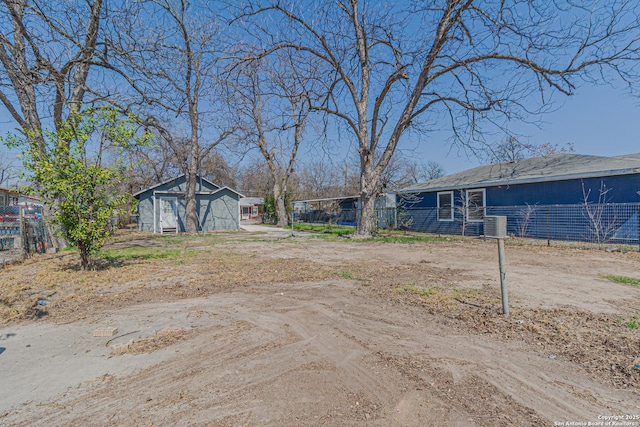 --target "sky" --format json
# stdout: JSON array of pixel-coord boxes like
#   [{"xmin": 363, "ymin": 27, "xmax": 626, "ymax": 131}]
[
  {"xmin": 420, "ymin": 84, "xmax": 640, "ymax": 176},
  {"xmin": 2, "ymin": 82, "xmax": 639, "ymax": 186}
]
